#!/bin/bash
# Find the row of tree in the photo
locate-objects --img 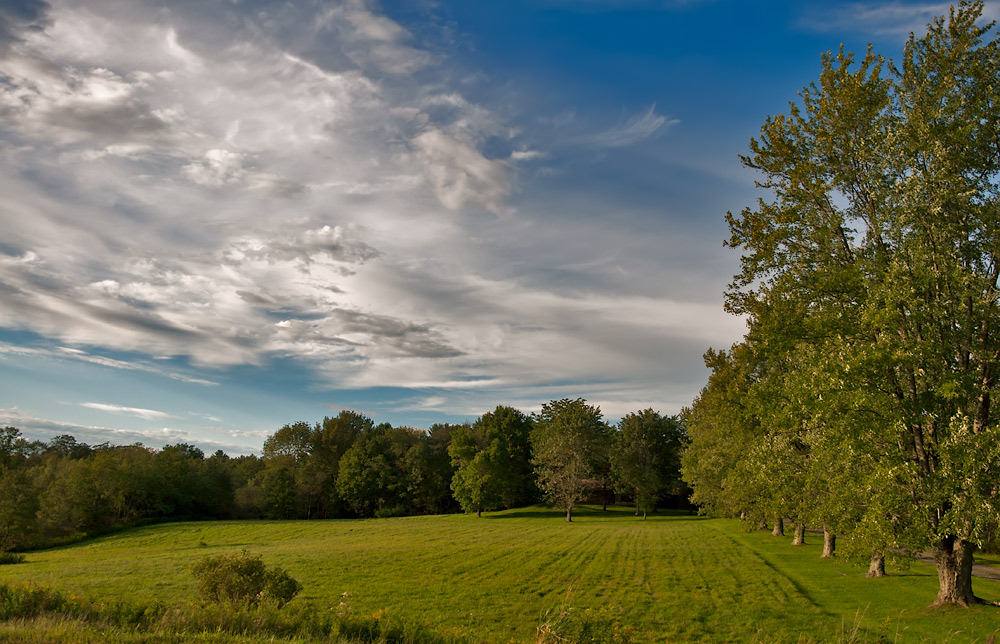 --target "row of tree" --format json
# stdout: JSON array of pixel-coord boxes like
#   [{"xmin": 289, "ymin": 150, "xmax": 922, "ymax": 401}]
[
  {"xmin": 681, "ymin": 2, "xmax": 1000, "ymax": 608},
  {"xmin": 0, "ymin": 401, "xmax": 684, "ymax": 551}
]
